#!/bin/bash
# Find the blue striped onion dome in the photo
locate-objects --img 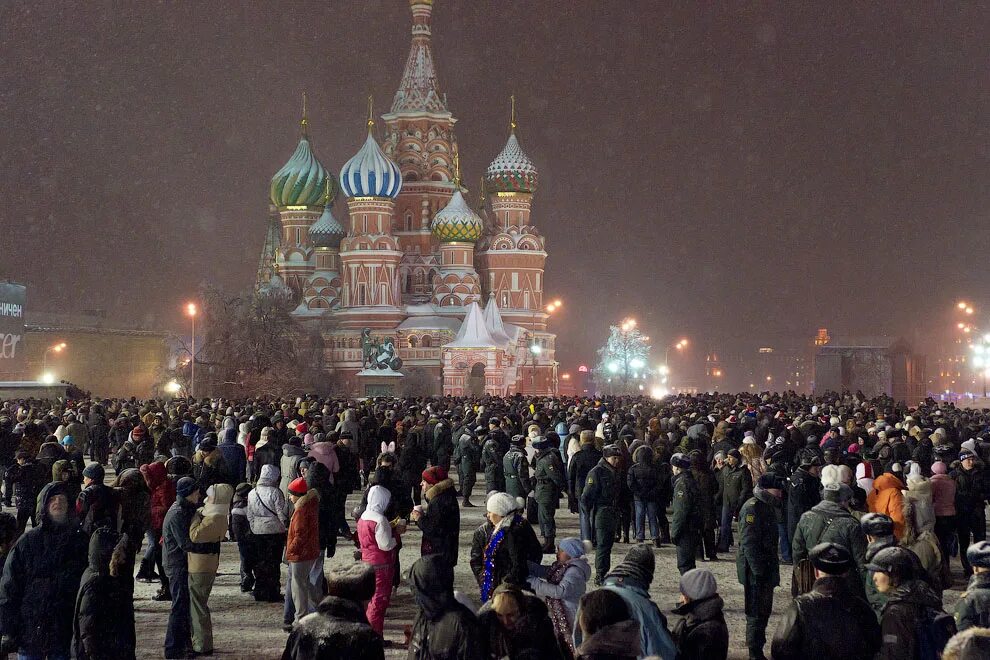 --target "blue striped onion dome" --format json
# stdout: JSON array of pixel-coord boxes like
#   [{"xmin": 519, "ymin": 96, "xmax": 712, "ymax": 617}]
[
  {"xmin": 485, "ymin": 131, "xmax": 538, "ymax": 194},
  {"xmin": 431, "ymin": 189, "xmax": 483, "ymax": 242},
  {"xmin": 339, "ymin": 132, "xmax": 402, "ymax": 199},
  {"xmin": 270, "ymin": 136, "xmax": 334, "ymax": 207},
  {"xmin": 309, "ymin": 203, "xmax": 345, "ymax": 248}
]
